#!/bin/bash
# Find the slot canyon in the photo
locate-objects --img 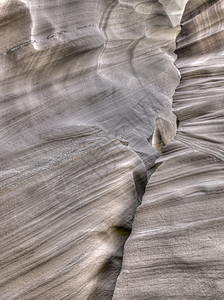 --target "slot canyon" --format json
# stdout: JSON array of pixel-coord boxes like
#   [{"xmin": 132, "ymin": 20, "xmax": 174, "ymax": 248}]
[{"xmin": 0, "ymin": 0, "xmax": 223, "ymax": 299}]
